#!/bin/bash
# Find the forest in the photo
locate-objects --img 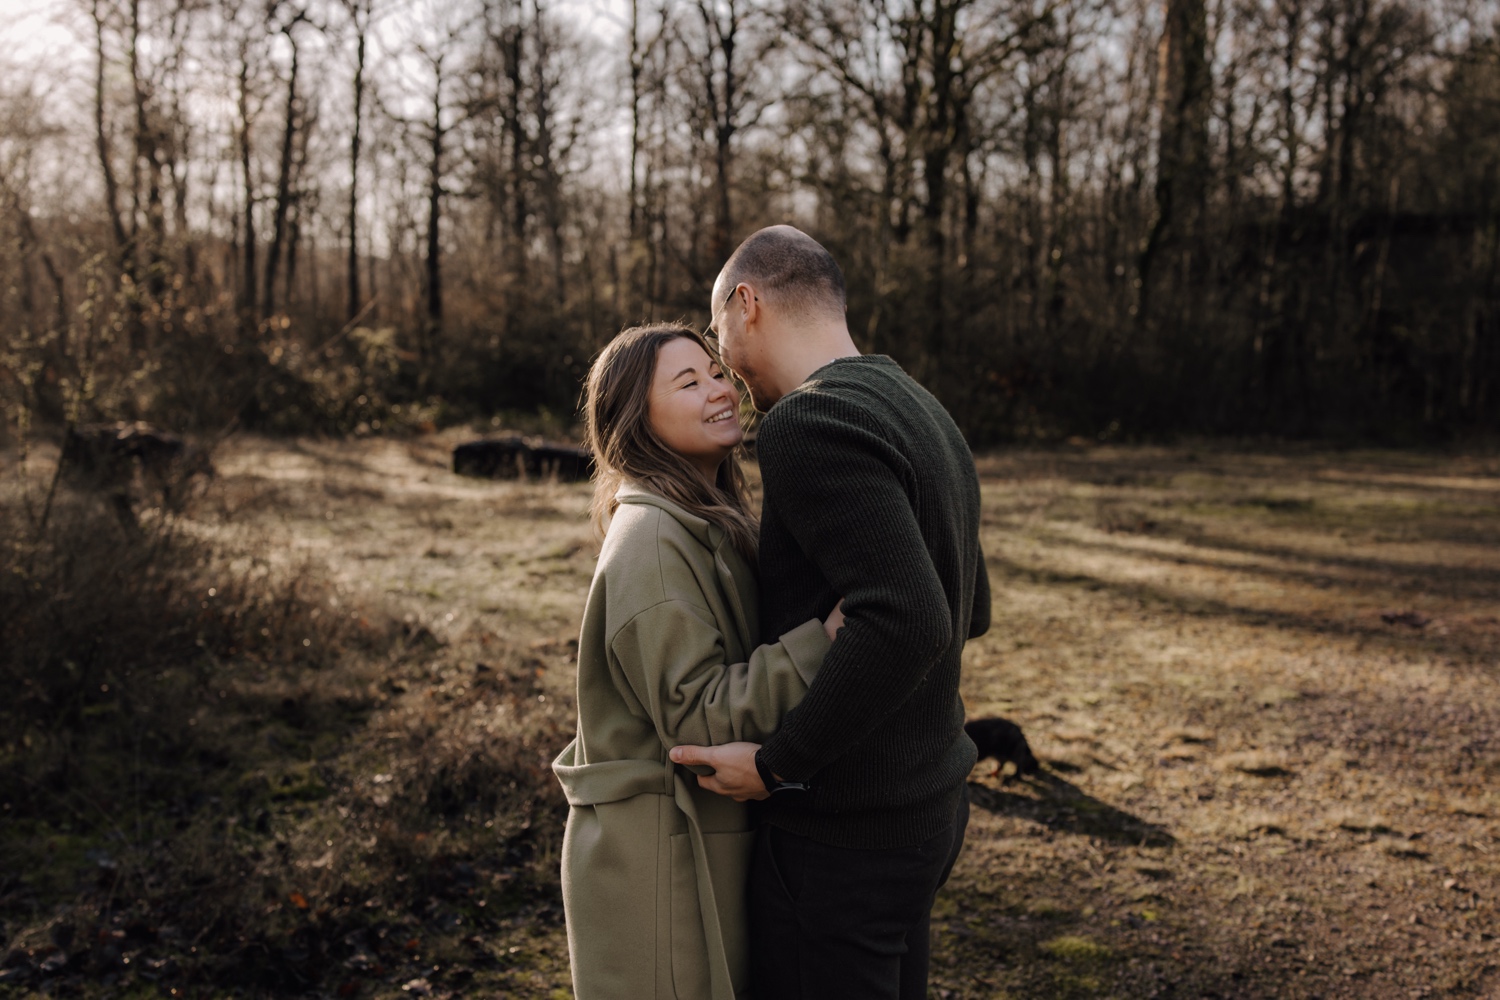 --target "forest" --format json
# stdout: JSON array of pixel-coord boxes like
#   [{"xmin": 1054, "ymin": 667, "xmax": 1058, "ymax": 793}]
[
  {"xmin": 1, "ymin": 0, "xmax": 1497, "ymax": 445},
  {"xmin": 2, "ymin": 3, "xmax": 1500, "ymax": 997}
]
